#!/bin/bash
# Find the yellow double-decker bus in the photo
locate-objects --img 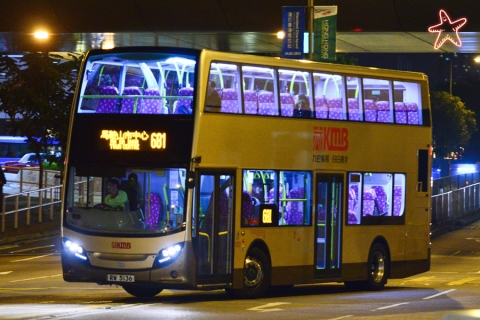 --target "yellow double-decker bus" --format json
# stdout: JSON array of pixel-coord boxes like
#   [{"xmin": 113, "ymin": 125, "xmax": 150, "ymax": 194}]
[{"xmin": 61, "ymin": 47, "xmax": 431, "ymax": 298}]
